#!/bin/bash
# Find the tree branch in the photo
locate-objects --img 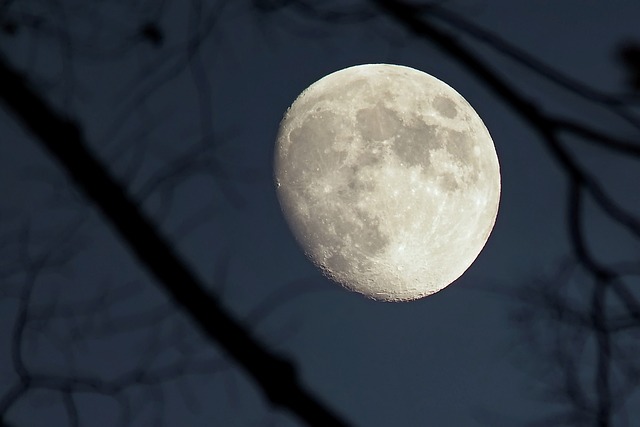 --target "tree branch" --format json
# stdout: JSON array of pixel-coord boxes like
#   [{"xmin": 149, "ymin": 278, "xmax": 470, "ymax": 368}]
[{"xmin": 0, "ymin": 52, "xmax": 349, "ymax": 427}]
